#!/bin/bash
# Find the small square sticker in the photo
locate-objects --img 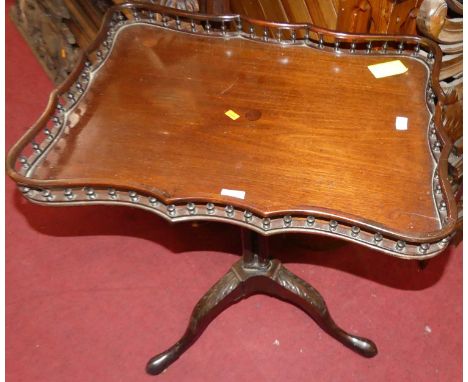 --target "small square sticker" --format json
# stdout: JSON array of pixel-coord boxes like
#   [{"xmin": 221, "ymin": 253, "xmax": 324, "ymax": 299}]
[
  {"xmin": 225, "ymin": 110, "xmax": 240, "ymax": 120},
  {"xmin": 395, "ymin": 116, "xmax": 408, "ymax": 130}
]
